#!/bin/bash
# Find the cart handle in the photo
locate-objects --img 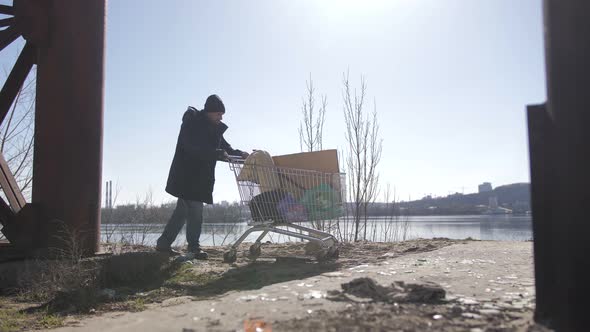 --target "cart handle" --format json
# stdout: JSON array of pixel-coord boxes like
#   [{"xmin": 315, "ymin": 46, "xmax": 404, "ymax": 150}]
[{"xmin": 227, "ymin": 155, "xmax": 246, "ymax": 164}]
